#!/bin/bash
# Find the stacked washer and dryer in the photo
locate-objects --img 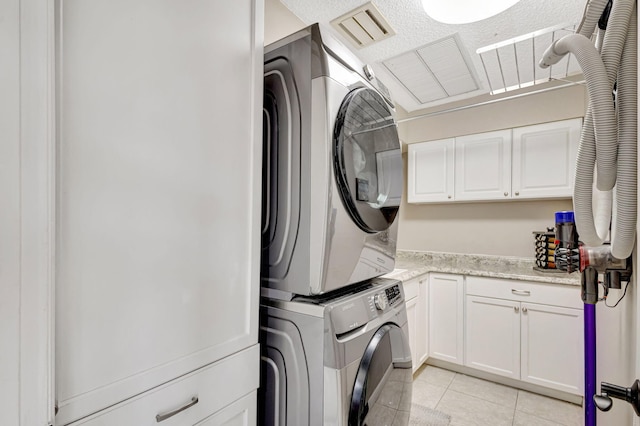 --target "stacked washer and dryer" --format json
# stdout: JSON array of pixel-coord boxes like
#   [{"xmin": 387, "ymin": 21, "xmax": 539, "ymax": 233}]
[{"xmin": 260, "ymin": 24, "xmax": 412, "ymax": 426}]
